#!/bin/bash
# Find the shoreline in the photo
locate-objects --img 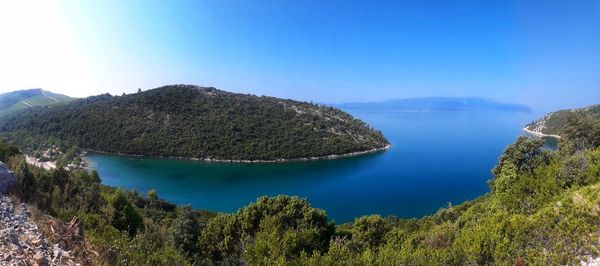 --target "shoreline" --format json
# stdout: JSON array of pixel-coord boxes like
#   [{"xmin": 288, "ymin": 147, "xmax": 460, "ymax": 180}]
[
  {"xmin": 25, "ymin": 155, "xmax": 56, "ymax": 170},
  {"xmin": 522, "ymin": 127, "xmax": 561, "ymax": 139},
  {"xmin": 83, "ymin": 144, "xmax": 392, "ymax": 164}
]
